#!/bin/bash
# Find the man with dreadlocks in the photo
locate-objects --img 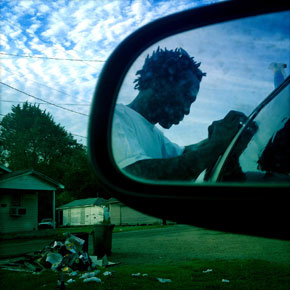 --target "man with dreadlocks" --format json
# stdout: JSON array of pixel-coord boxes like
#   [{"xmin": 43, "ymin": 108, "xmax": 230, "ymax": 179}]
[{"xmin": 112, "ymin": 47, "xmax": 247, "ymax": 180}]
